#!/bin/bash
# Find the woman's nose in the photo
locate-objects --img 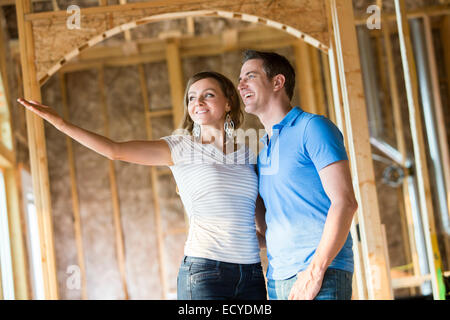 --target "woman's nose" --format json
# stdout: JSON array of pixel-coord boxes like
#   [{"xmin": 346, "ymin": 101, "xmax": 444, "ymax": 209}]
[{"xmin": 193, "ymin": 97, "xmax": 204, "ymax": 106}]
